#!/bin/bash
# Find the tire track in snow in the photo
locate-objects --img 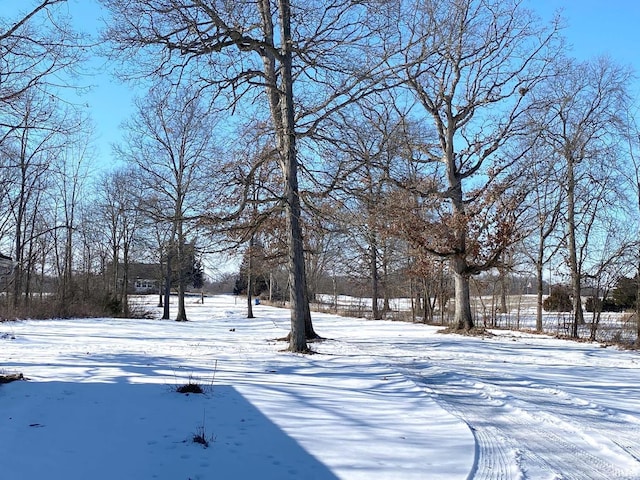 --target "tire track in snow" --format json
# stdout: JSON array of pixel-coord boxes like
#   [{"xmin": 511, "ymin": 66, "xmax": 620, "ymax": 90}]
[
  {"xmin": 405, "ymin": 365, "xmax": 640, "ymax": 480},
  {"xmin": 343, "ymin": 337, "xmax": 640, "ymax": 480},
  {"xmin": 466, "ymin": 425, "xmax": 517, "ymax": 480},
  {"xmin": 321, "ymin": 337, "xmax": 518, "ymax": 479},
  {"xmin": 338, "ymin": 340, "xmax": 525, "ymax": 479},
  {"xmin": 418, "ymin": 371, "xmax": 530, "ymax": 480},
  {"xmin": 508, "ymin": 382, "xmax": 640, "ymax": 467}
]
